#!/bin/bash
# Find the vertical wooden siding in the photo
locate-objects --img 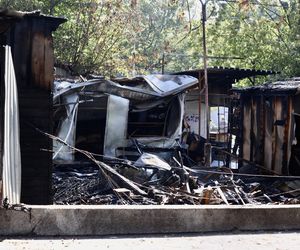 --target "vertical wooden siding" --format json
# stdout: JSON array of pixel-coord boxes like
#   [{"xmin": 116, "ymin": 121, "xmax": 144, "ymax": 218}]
[
  {"xmin": 0, "ymin": 15, "xmax": 65, "ymax": 204},
  {"xmin": 242, "ymin": 94, "xmax": 294, "ymax": 175}
]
